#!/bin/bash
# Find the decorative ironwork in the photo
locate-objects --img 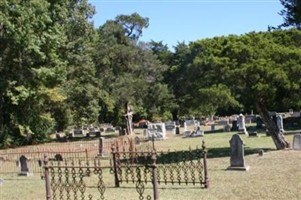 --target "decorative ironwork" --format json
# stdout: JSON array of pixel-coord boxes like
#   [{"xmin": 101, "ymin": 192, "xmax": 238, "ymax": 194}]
[
  {"xmin": 44, "ymin": 140, "xmax": 209, "ymax": 200},
  {"xmin": 112, "ymin": 146, "xmax": 207, "ymax": 188}
]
